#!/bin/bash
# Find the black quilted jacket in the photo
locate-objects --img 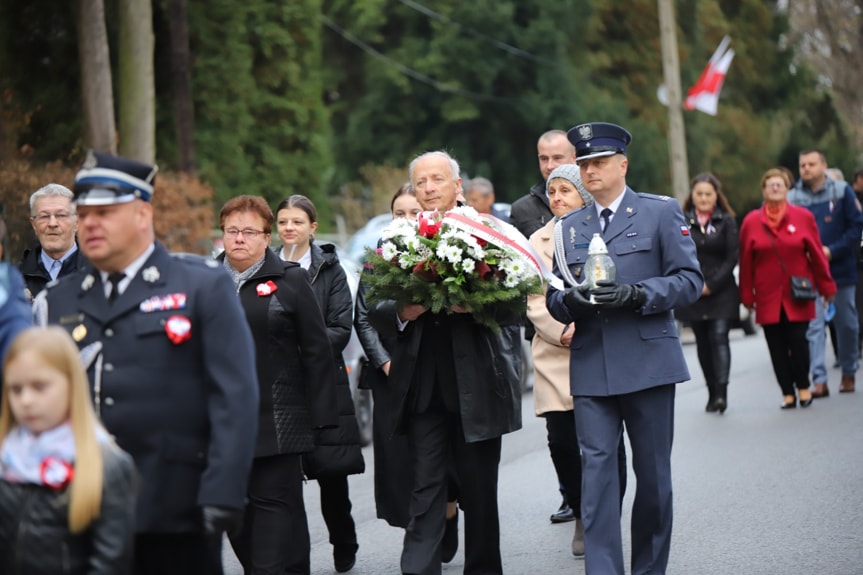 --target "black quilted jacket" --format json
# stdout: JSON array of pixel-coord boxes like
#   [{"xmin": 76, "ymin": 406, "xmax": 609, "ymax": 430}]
[{"xmin": 0, "ymin": 443, "xmax": 137, "ymax": 575}]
